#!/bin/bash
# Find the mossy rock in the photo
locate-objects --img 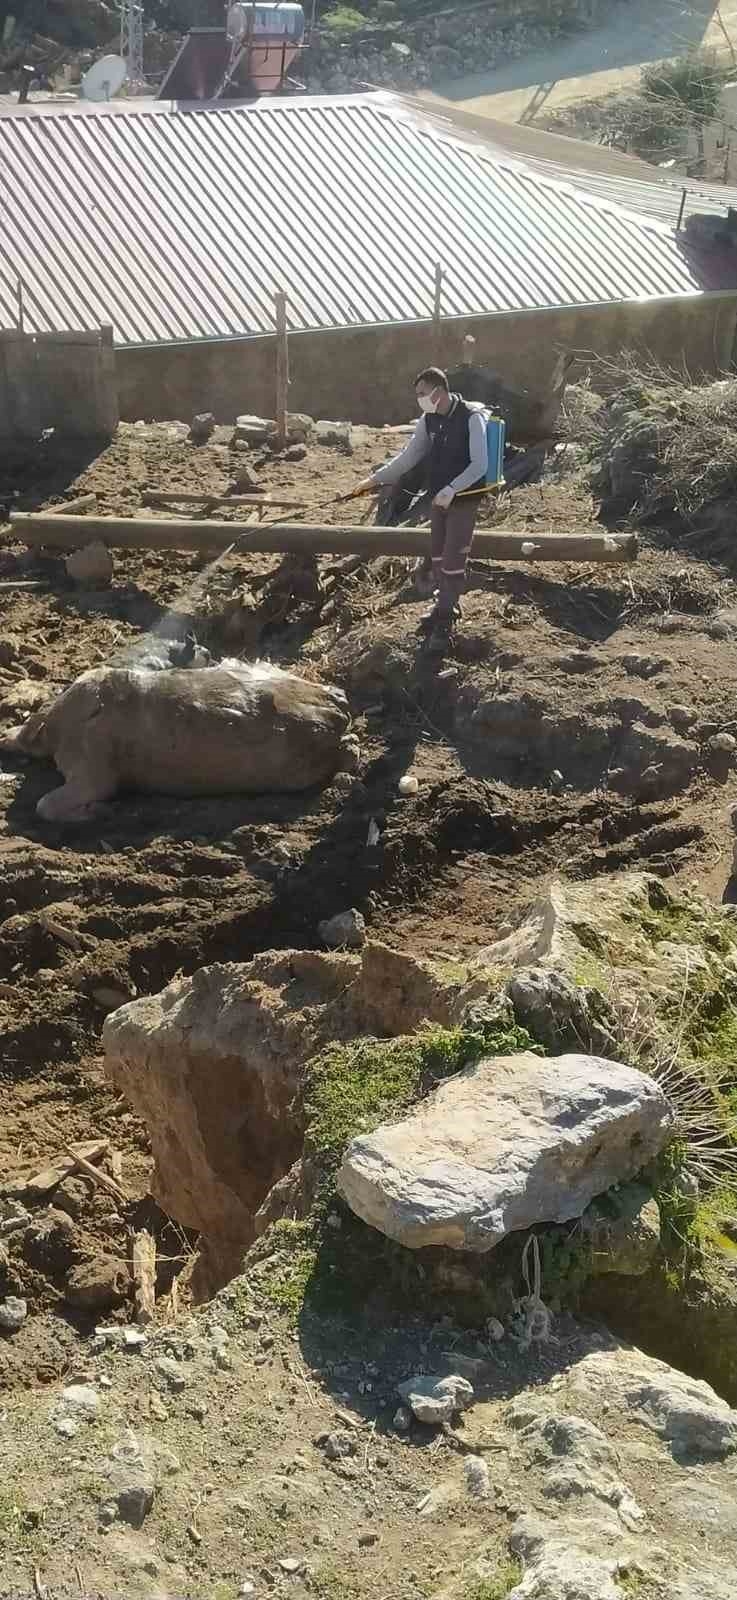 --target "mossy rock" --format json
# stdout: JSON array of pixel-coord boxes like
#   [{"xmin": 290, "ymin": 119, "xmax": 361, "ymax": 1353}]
[{"xmin": 242, "ymin": 1016, "xmax": 540, "ymax": 1328}]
